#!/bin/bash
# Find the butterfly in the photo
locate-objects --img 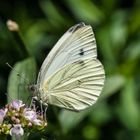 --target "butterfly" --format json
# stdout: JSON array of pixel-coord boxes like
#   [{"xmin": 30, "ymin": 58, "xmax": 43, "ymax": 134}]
[{"xmin": 29, "ymin": 22, "xmax": 105, "ymax": 111}]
